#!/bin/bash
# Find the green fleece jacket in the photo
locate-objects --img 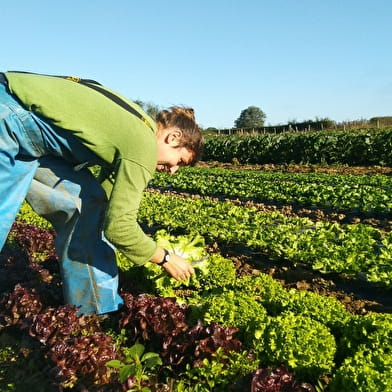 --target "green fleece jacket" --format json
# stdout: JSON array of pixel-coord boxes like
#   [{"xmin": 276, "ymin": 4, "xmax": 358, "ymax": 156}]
[{"xmin": 5, "ymin": 71, "xmax": 158, "ymax": 265}]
